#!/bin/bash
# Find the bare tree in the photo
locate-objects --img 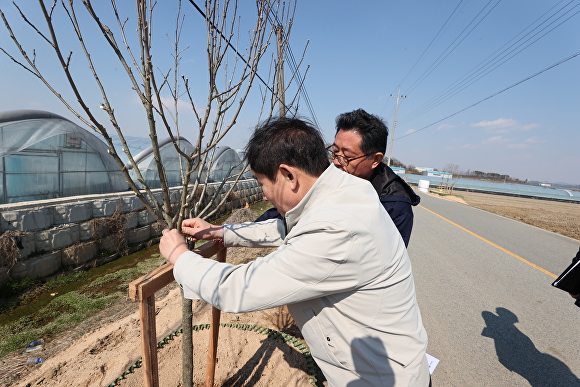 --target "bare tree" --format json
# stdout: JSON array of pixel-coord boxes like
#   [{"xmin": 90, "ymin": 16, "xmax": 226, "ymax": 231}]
[
  {"xmin": 0, "ymin": 0, "xmax": 303, "ymax": 228},
  {"xmin": 1, "ymin": 0, "xmax": 305, "ymax": 384},
  {"xmin": 442, "ymin": 163, "xmax": 460, "ymax": 194}
]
